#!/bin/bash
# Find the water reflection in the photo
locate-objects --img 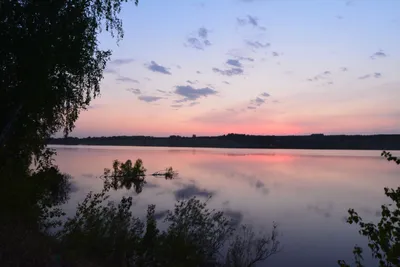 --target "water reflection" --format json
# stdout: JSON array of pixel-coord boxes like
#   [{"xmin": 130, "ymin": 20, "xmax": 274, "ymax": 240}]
[
  {"xmin": 174, "ymin": 184, "xmax": 215, "ymax": 200},
  {"xmin": 52, "ymin": 146, "xmax": 400, "ymax": 267}
]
